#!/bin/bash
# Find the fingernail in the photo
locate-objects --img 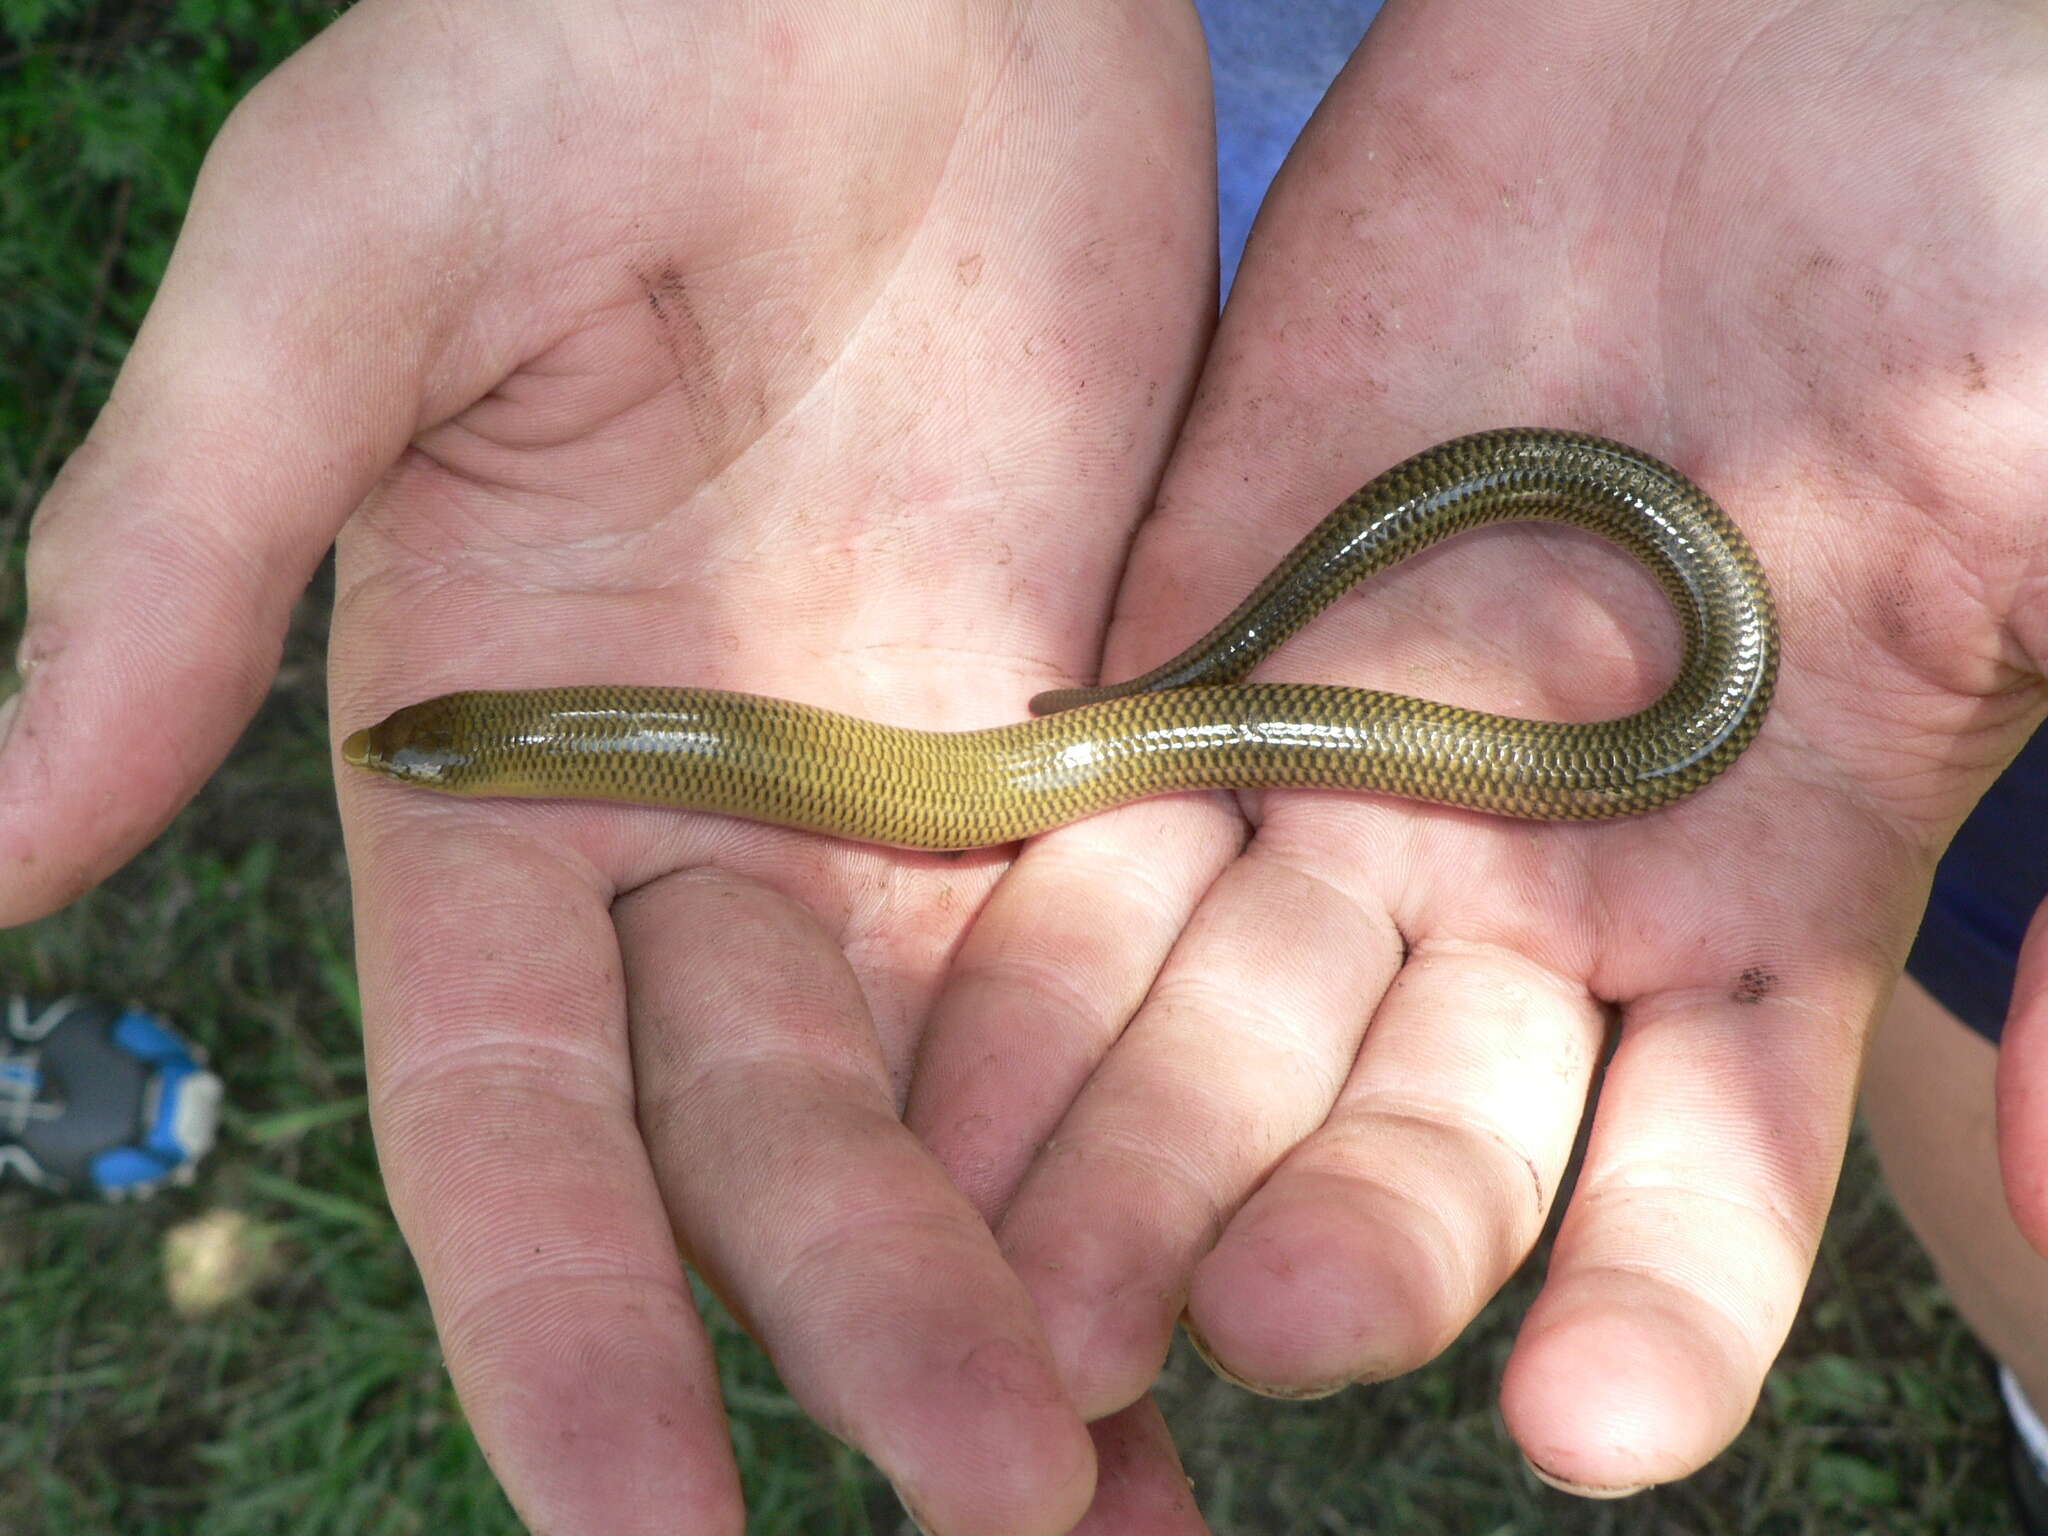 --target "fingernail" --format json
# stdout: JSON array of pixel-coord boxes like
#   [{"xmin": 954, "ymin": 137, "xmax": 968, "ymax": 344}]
[
  {"xmin": 0, "ymin": 685, "xmax": 24, "ymax": 756},
  {"xmin": 1522, "ymin": 1453, "xmax": 1649, "ymax": 1499},
  {"xmin": 1181, "ymin": 1319, "xmax": 1352, "ymax": 1400},
  {"xmin": 892, "ymin": 1485, "xmax": 934, "ymax": 1535}
]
